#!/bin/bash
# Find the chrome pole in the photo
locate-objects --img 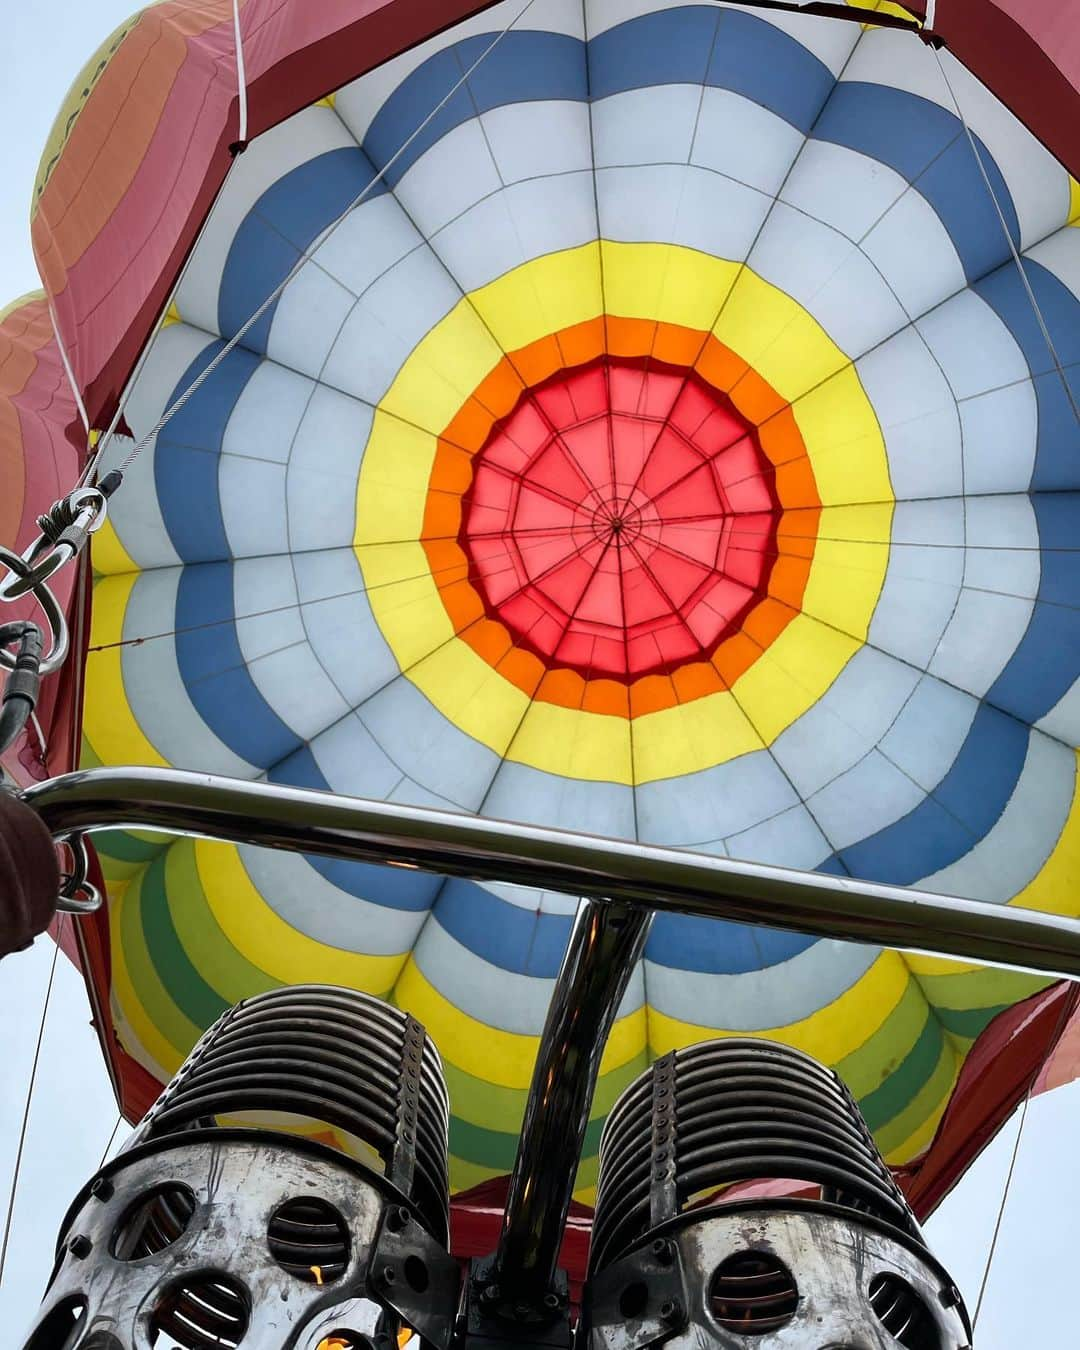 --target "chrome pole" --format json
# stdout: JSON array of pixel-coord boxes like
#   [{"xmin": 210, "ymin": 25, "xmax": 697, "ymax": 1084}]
[
  {"xmin": 493, "ymin": 899, "xmax": 651, "ymax": 1304},
  {"xmin": 21, "ymin": 765, "xmax": 1080, "ymax": 979}
]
